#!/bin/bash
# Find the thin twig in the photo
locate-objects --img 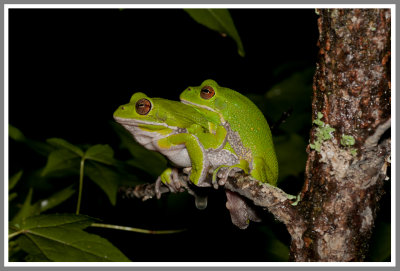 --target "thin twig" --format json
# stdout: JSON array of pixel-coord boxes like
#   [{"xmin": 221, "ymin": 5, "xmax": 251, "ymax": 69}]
[{"xmin": 90, "ymin": 223, "xmax": 186, "ymax": 234}]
